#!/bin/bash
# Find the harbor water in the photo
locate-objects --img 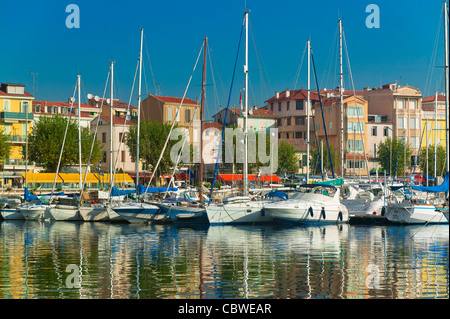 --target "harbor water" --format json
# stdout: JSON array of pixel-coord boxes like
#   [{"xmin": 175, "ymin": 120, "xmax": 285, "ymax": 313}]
[{"xmin": 0, "ymin": 221, "xmax": 448, "ymax": 299}]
